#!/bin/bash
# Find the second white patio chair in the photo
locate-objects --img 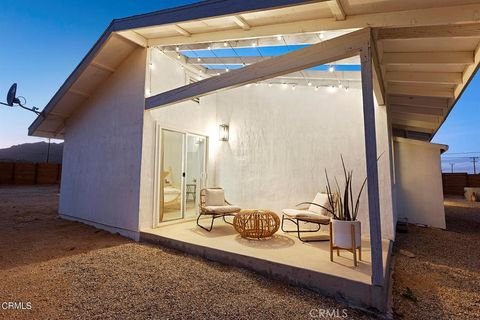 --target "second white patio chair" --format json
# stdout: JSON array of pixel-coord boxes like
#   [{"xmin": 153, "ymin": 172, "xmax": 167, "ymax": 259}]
[{"xmin": 281, "ymin": 192, "xmax": 333, "ymax": 242}]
